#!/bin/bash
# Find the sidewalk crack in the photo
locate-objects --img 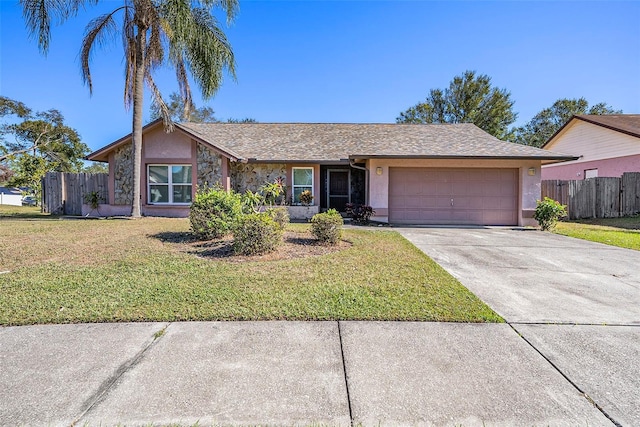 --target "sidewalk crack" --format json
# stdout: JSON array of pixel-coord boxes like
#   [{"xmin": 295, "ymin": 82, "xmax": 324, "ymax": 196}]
[
  {"xmin": 337, "ymin": 321, "xmax": 354, "ymax": 427},
  {"xmin": 70, "ymin": 322, "xmax": 171, "ymax": 426},
  {"xmin": 508, "ymin": 323, "xmax": 621, "ymax": 427}
]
